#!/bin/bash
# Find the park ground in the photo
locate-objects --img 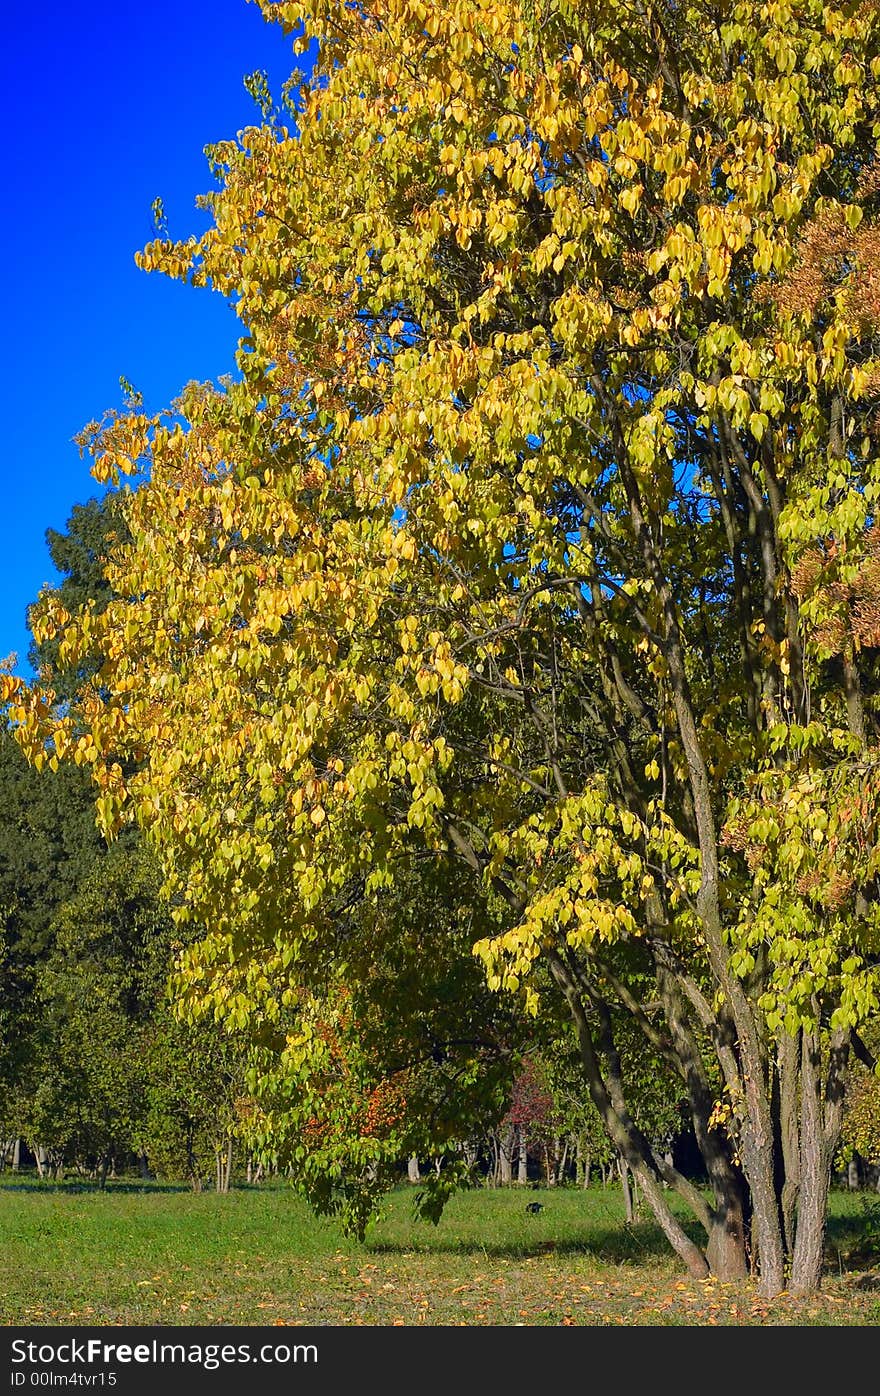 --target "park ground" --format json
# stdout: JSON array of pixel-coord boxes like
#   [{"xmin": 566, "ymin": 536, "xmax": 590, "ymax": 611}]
[{"xmin": 3, "ymin": 1180, "xmax": 880, "ymax": 1326}]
